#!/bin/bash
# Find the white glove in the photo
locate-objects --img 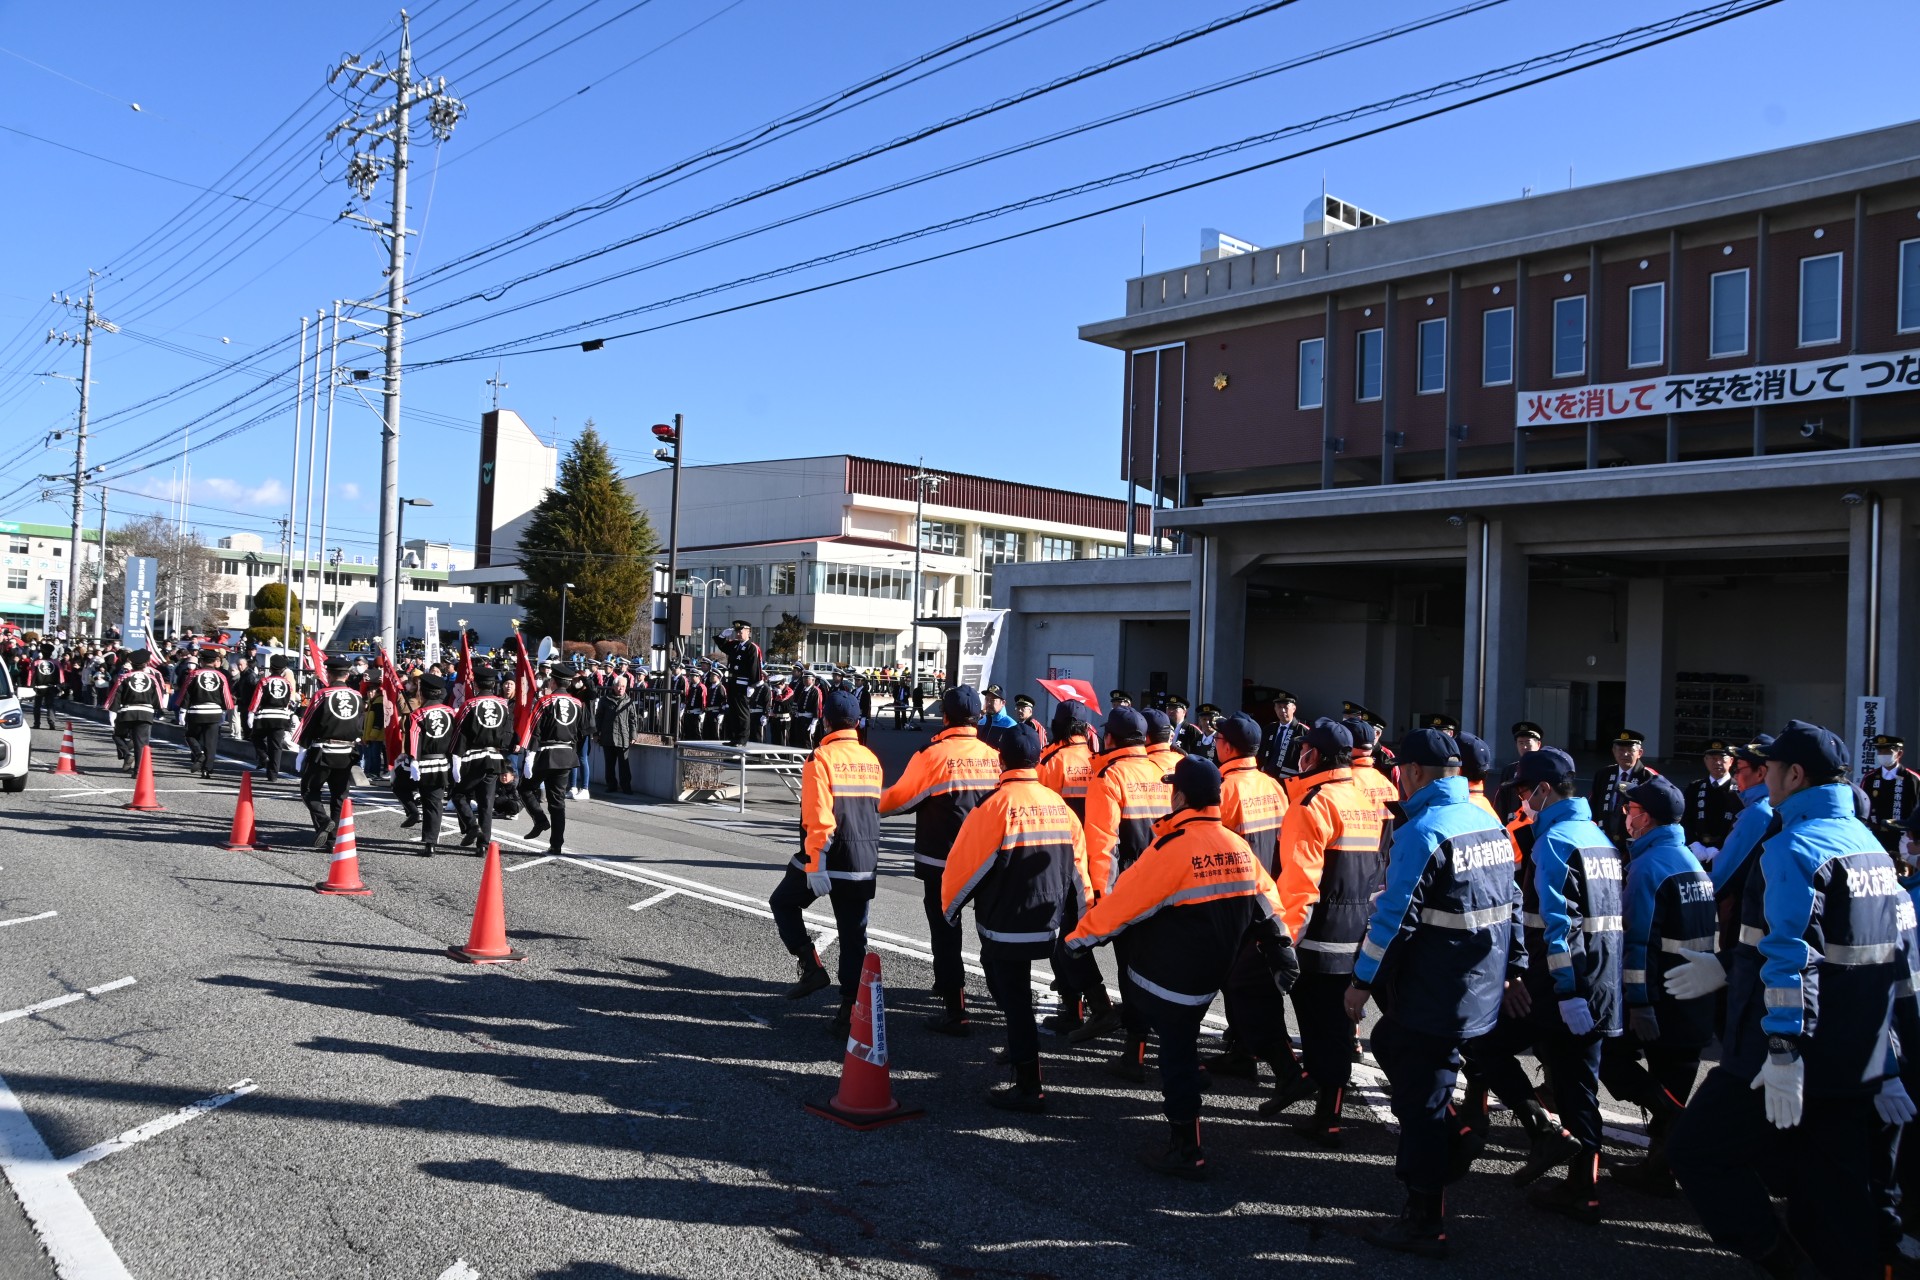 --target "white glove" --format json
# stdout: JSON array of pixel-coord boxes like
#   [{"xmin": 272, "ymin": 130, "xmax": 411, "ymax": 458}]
[
  {"xmin": 520, "ymin": 754, "xmax": 535, "ymax": 779},
  {"xmin": 407, "ymin": 760, "xmax": 421, "ymax": 783},
  {"xmin": 1665, "ymin": 948, "xmax": 1728, "ymax": 999},
  {"xmin": 1751, "ymin": 1055, "xmax": 1805, "ymax": 1129},
  {"xmin": 449, "ymin": 757, "xmax": 462, "ymax": 784},
  {"xmin": 1688, "ymin": 840, "xmax": 1717, "ymax": 865},
  {"xmin": 1878, "ymin": 1077, "xmax": 1918, "ymax": 1126},
  {"xmin": 805, "ymin": 869, "xmax": 831, "ymax": 897},
  {"xmin": 294, "ymin": 750, "xmax": 307, "ymax": 772},
  {"xmin": 1903, "ymin": 833, "xmax": 1914, "ymax": 861},
  {"xmin": 1558, "ymin": 996, "xmax": 1596, "ymax": 1035}
]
